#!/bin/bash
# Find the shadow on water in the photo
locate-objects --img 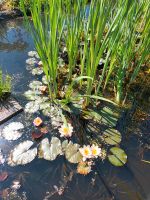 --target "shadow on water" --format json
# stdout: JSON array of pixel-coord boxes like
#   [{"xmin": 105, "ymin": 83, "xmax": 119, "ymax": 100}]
[{"xmin": 0, "ymin": 18, "xmax": 149, "ymax": 200}]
